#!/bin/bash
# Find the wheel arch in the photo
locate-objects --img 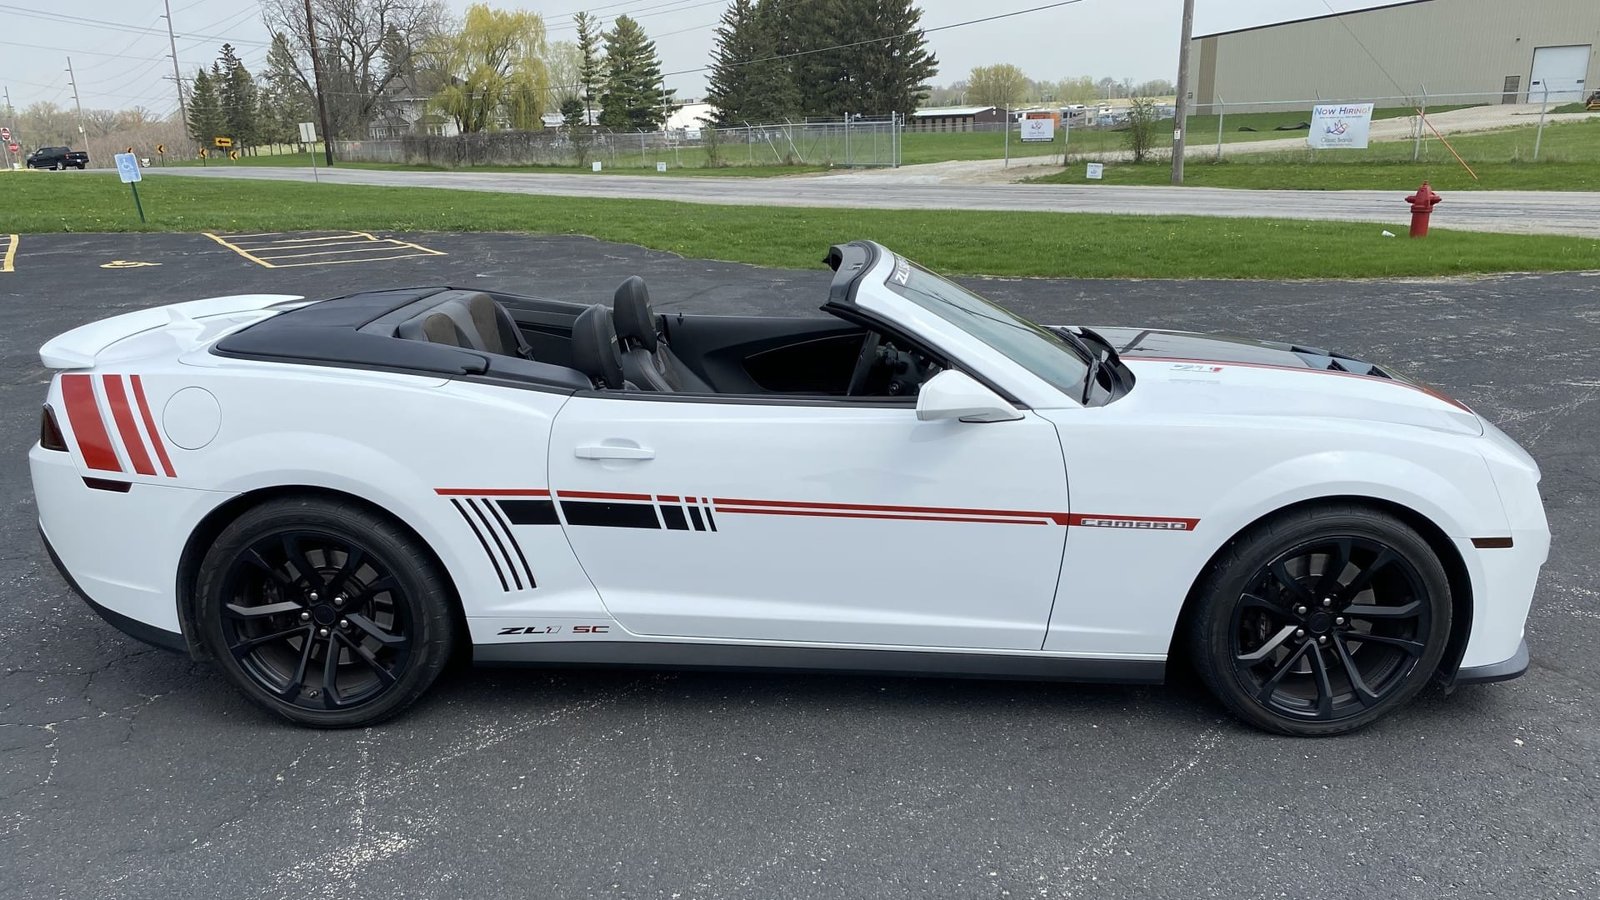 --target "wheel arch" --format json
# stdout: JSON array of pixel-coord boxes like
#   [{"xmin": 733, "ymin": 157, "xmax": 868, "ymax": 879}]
[
  {"xmin": 175, "ymin": 485, "xmax": 469, "ymax": 661},
  {"xmin": 1165, "ymin": 494, "xmax": 1473, "ymax": 683}
]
